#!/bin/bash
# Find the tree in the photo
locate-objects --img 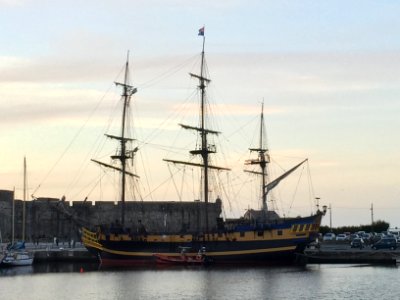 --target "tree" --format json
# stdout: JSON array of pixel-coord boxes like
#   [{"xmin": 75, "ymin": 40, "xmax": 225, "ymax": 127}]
[{"xmin": 319, "ymin": 220, "xmax": 389, "ymax": 235}]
